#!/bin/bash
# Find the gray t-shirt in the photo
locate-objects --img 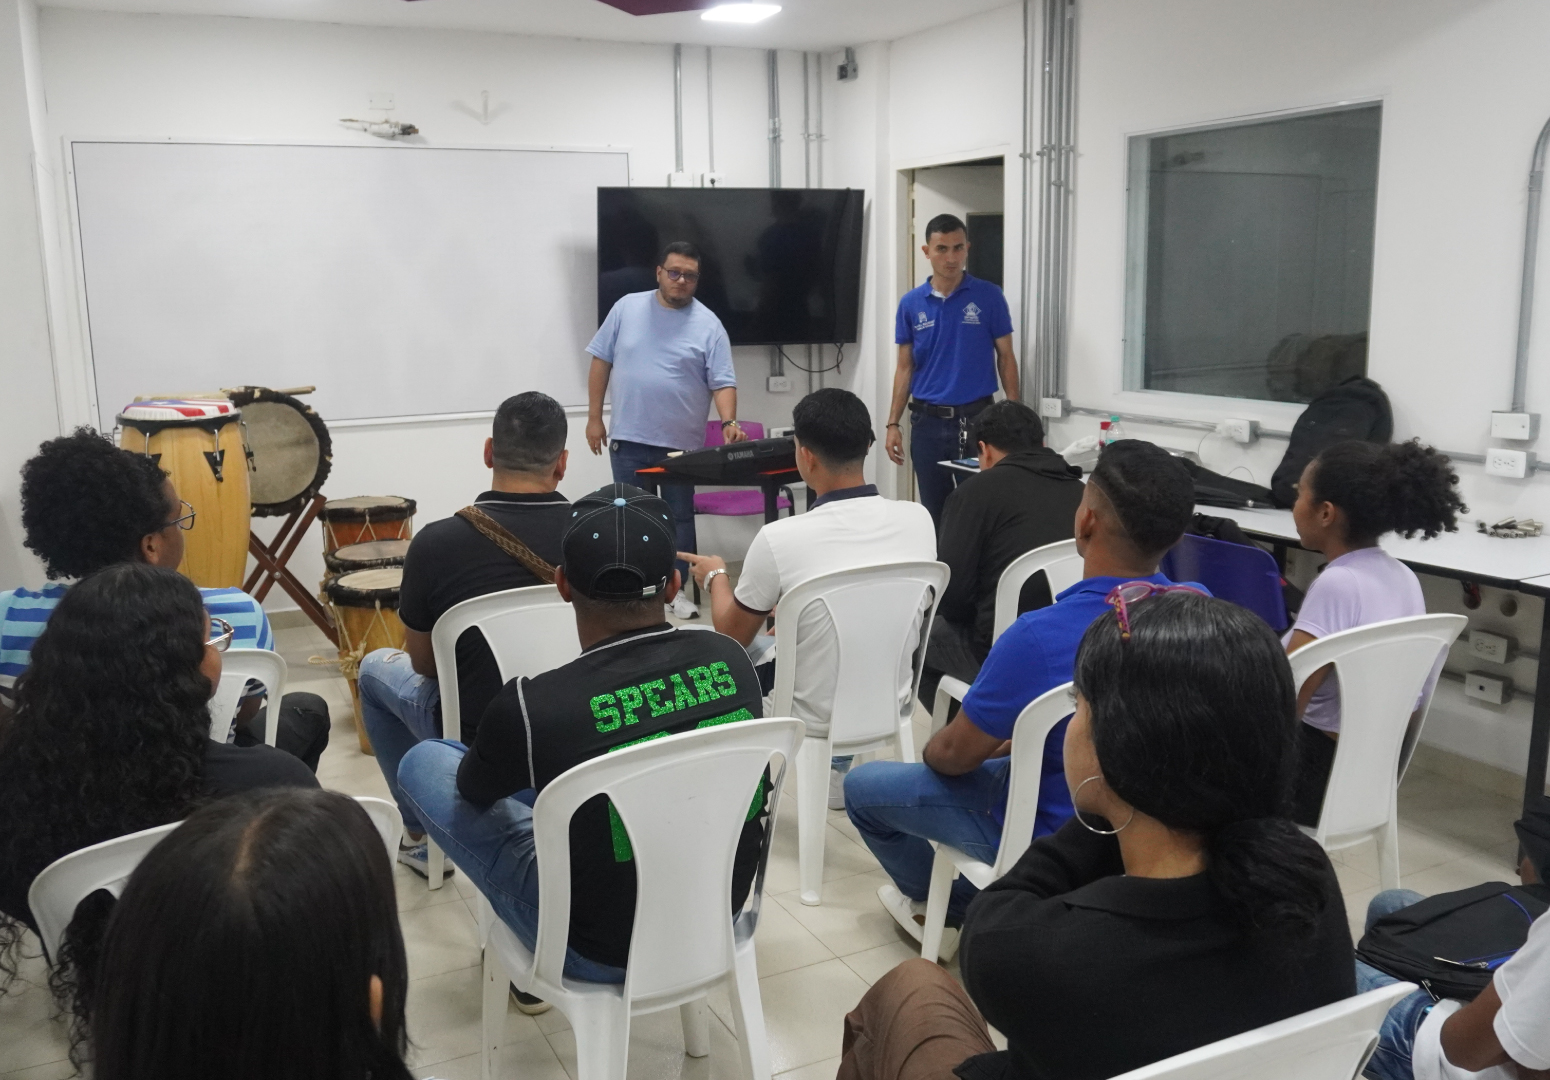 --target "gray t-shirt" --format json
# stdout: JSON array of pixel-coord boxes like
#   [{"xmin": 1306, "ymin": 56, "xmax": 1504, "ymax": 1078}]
[{"xmin": 586, "ymin": 291, "xmax": 736, "ymax": 452}]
